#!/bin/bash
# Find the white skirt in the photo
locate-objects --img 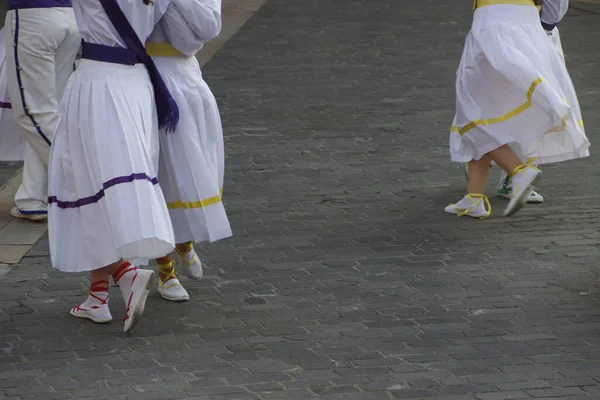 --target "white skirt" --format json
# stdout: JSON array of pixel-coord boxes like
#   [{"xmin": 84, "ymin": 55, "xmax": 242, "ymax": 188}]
[
  {"xmin": 0, "ymin": 27, "xmax": 25, "ymax": 162},
  {"xmin": 450, "ymin": 5, "xmax": 590, "ymax": 164},
  {"xmin": 154, "ymin": 56, "xmax": 232, "ymax": 244},
  {"xmin": 48, "ymin": 59, "xmax": 175, "ymax": 272},
  {"xmin": 549, "ymin": 27, "xmax": 564, "ymax": 58}
]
